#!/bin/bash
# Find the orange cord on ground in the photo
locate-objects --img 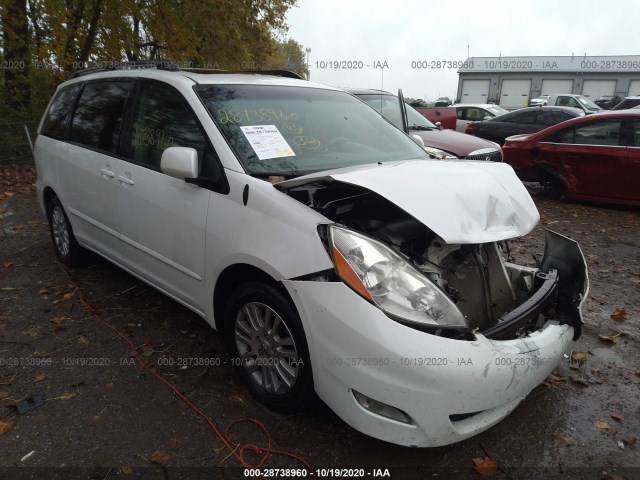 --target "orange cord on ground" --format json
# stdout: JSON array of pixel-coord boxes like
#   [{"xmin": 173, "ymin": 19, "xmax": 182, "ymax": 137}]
[{"xmin": 61, "ymin": 266, "xmax": 314, "ymax": 476}]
